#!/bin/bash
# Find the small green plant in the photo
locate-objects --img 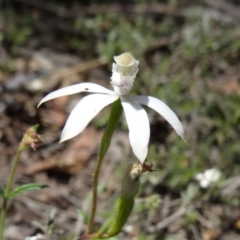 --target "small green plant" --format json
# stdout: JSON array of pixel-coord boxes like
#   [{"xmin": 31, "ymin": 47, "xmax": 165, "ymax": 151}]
[{"xmin": 0, "ymin": 125, "xmax": 48, "ymax": 240}]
